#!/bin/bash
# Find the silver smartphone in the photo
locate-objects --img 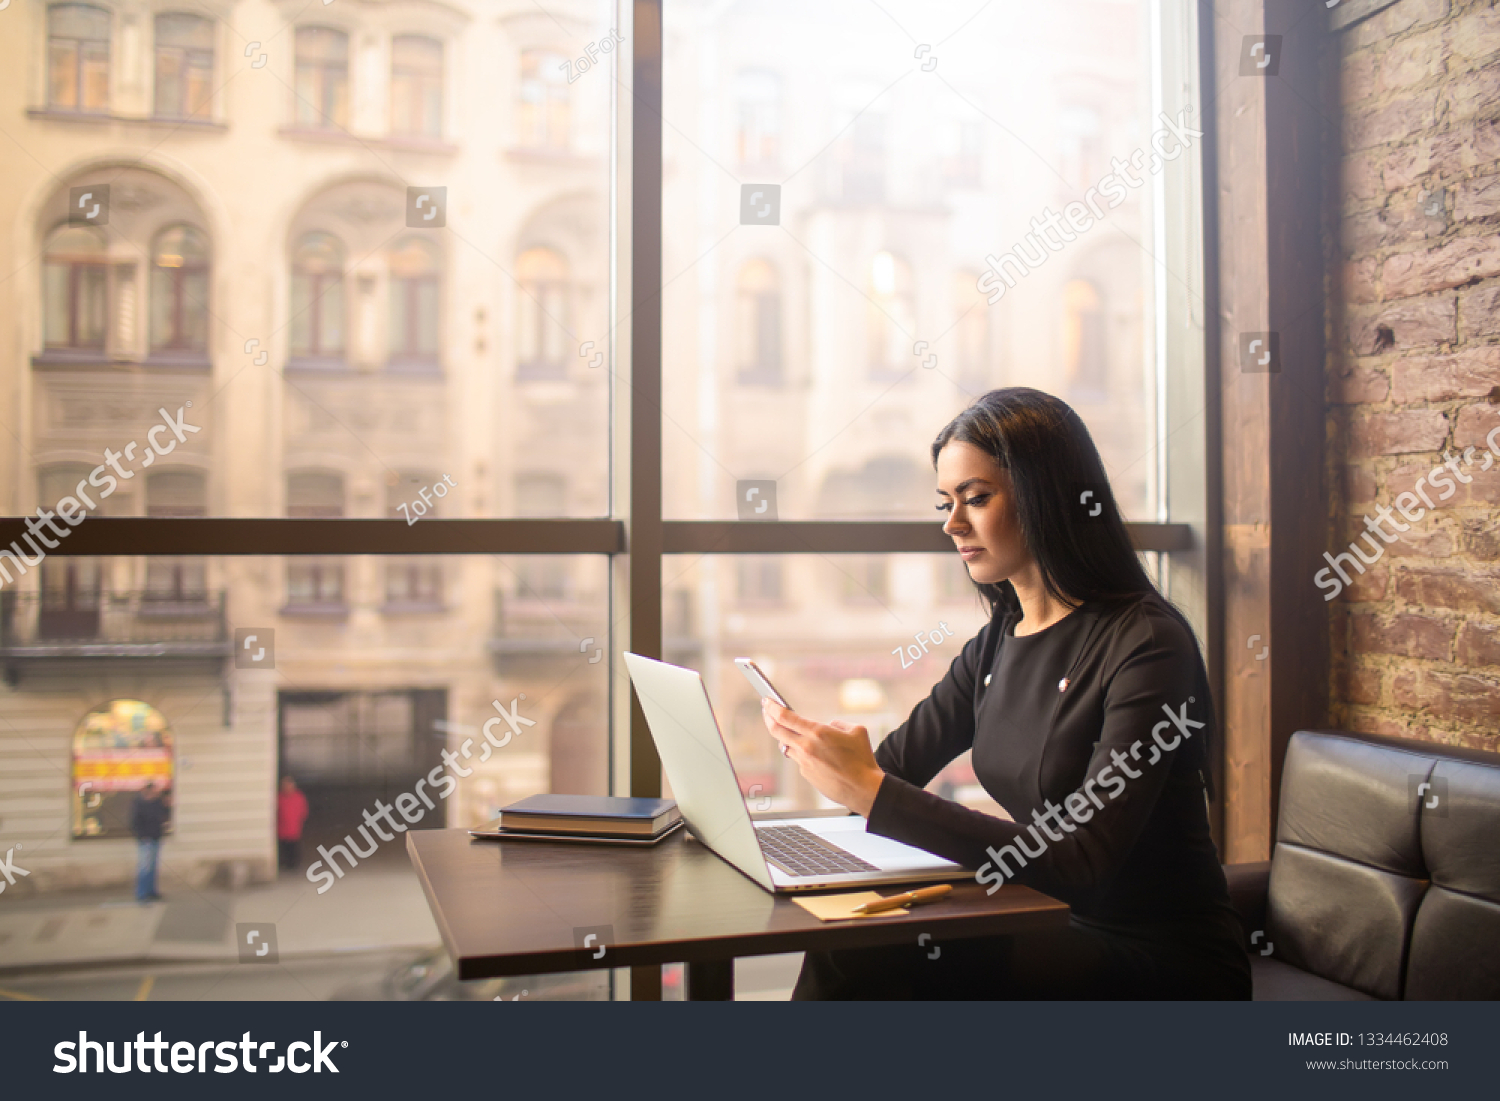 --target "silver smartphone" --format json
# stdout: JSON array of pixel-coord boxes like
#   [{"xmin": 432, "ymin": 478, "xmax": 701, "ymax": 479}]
[{"xmin": 734, "ymin": 657, "xmax": 792, "ymax": 709}]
